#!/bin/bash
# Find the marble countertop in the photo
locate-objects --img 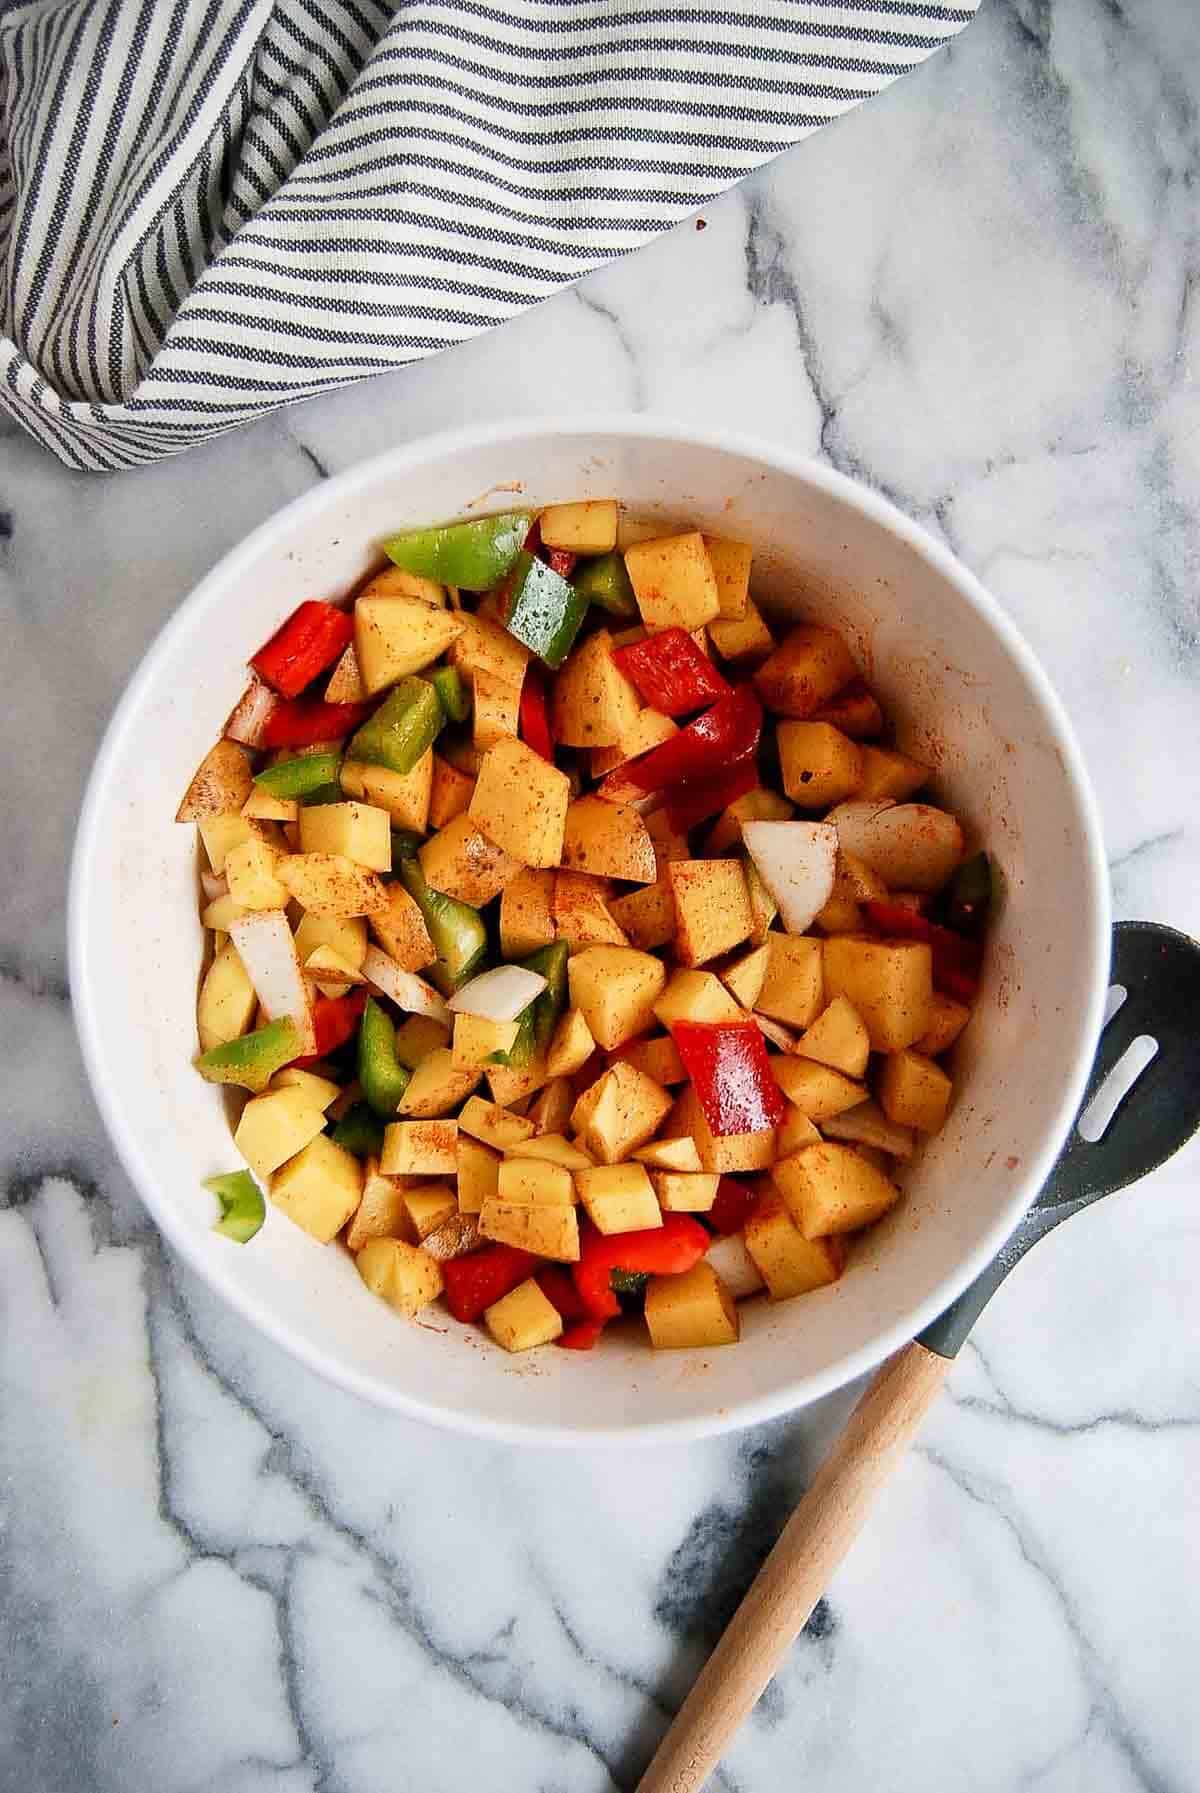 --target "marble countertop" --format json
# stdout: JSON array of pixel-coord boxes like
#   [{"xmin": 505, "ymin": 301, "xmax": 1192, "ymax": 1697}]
[{"xmin": 3, "ymin": 0, "xmax": 1199, "ymax": 1787}]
